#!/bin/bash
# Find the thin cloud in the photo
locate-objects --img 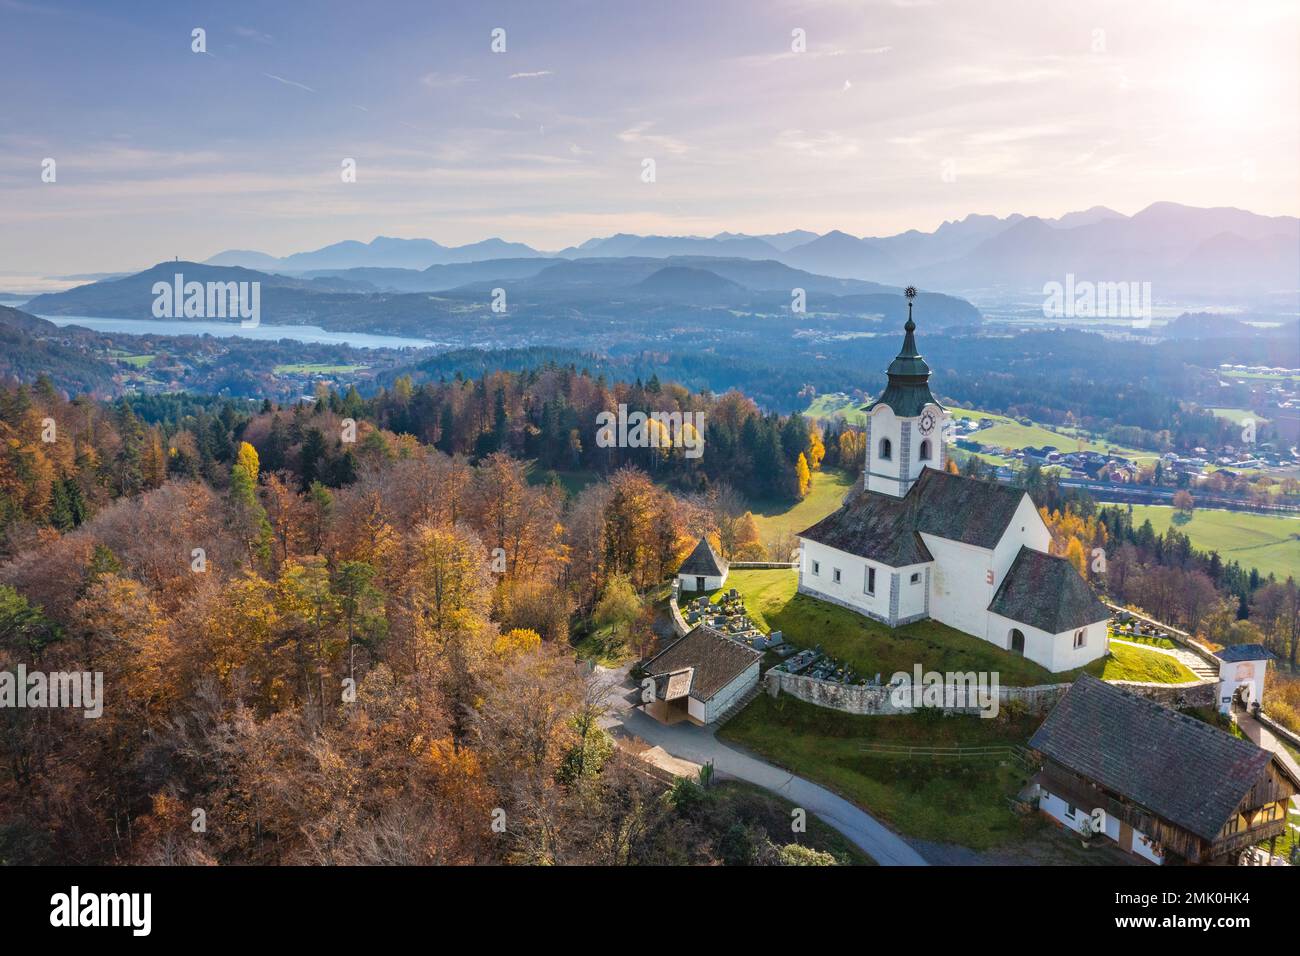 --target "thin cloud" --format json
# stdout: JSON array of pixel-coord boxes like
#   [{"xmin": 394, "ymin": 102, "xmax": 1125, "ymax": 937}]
[
  {"xmin": 420, "ymin": 72, "xmax": 474, "ymax": 89},
  {"xmin": 617, "ymin": 121, "xmax": 690, "ymax": 156},
  {"xmin": 233, "ymin": 26, "xmax": 273, "ymax": 44},
  {"xmin": 509, "ymin": 70, "xmax": 553, "ymax": 79},
  {"xmin": 261, "ymin": 73, "xmax": 315, "ymax": 93}
]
